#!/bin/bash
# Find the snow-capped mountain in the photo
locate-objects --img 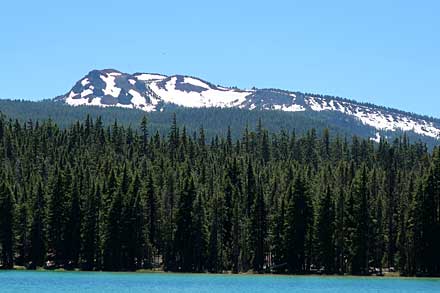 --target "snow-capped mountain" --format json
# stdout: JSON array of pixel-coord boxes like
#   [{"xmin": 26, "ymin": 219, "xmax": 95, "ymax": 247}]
[{"xmin": 56, "ymin": 69, "xmax": 440, "ymax": 140}]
